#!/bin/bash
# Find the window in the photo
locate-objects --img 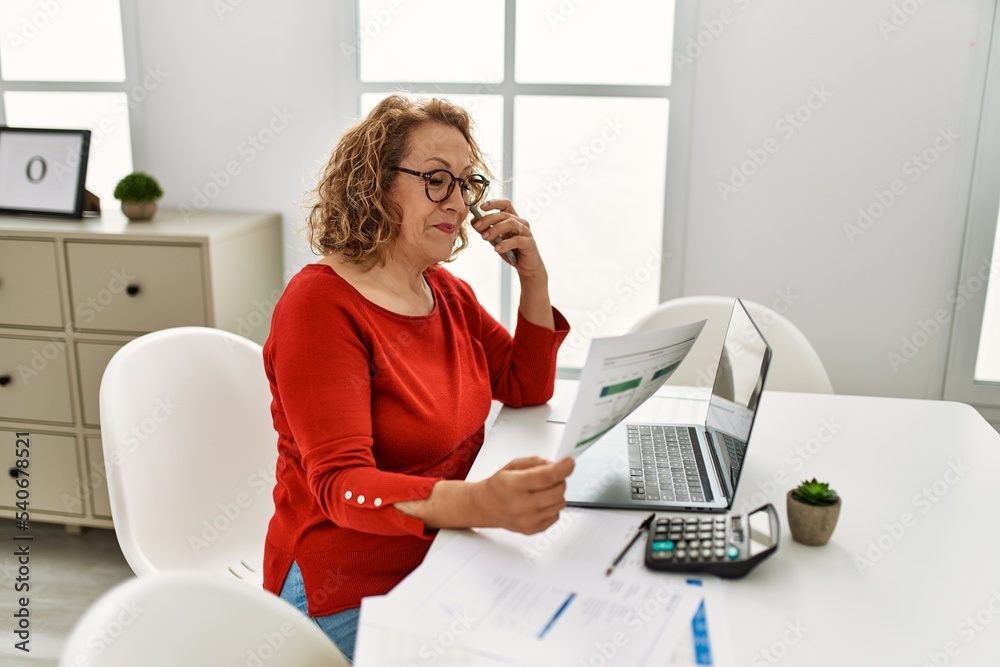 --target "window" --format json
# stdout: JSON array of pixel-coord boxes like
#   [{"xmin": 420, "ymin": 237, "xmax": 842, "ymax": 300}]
[
  {"xmin": 0, "ymin": 0, "xmax": 139, "ymax": 207},
  {"xmin": 346, "ymin": 0, "xmax": 690, "ymax": 372},
  {"xmin": 944, "ymin": 5, "xmax": 1000, "ymax": 427}
]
